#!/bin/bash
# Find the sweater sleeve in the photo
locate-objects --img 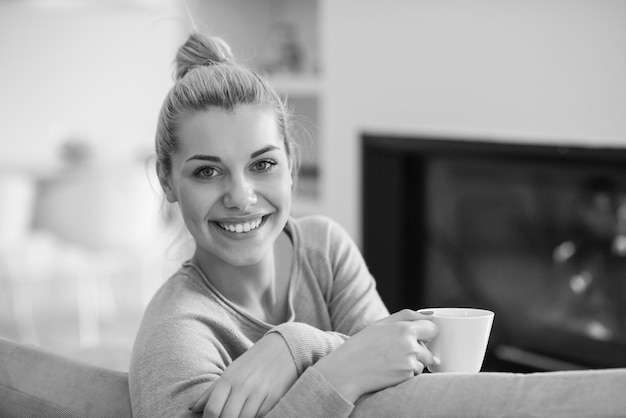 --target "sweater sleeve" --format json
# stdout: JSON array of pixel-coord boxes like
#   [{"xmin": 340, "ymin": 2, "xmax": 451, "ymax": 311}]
[
  {"xmin": 267, "ymin": 322, "xmax": 347, "ymax": 375},
  {"xmin": 129, "ymin": 310, "xmax": 232, "ymax": 418},
  {"xmin": 267, "ymin": 367, "xmax": 354, "ymax": 418}
]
